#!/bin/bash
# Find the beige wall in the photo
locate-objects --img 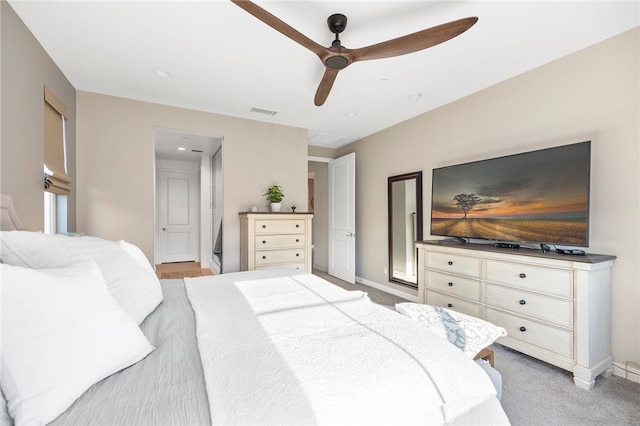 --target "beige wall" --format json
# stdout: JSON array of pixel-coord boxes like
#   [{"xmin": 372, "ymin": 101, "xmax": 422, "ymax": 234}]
[
  {"xmin": 338, "ymin": 28, "xmax": 640, "ymax": 371},
  {"xmin": 308, "ymin": 145, "xmax": 338, "ymax": 159},
  {"xmin": 76, "ymin": 92, "xmax": 308, "ymax": 272},
  {"xmin": 0, "ymin": 1, "xmax": 76, "ymax": 231}
]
